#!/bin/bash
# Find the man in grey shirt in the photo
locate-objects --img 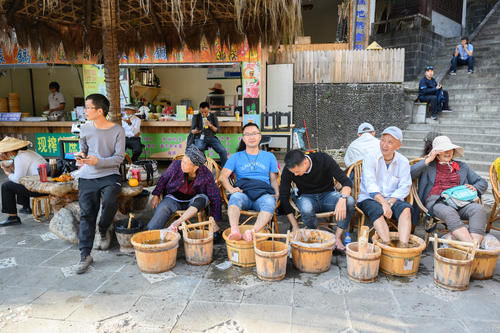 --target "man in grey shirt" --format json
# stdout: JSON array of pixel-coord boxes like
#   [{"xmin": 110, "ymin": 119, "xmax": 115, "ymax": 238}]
[{"xmin": 74, "ymin": 94, "xmax": 125, "ymax": 274}]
